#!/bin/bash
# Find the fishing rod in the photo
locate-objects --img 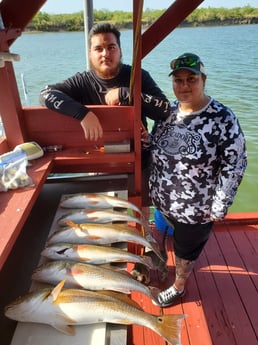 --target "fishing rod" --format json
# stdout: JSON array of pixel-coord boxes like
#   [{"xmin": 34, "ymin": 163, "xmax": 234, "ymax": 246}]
[{"xmin": 21, "ymin": 73, "xmax": 30, "ymax": 106}]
